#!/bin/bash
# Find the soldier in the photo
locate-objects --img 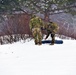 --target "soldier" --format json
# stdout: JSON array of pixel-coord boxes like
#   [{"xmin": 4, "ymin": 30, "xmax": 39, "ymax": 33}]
[
  {"xmin": 29, "ymin": 15, "xmax": 43, "ymax": 45},
  {"xmin": 45, "ymin": 21, "xmax": 59, "ymax": 45}
]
